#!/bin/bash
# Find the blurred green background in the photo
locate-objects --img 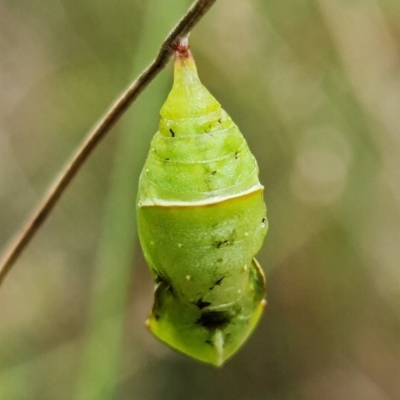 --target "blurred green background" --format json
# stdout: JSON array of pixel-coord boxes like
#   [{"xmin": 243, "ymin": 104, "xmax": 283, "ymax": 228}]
[{"xmin": 1, "ymin": 0, "xmax": 400, "ymax": 399}]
